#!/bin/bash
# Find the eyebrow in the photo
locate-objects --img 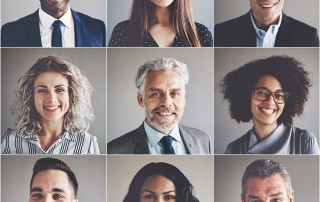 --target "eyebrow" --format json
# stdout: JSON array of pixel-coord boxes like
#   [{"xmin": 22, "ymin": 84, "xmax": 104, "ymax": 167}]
[
  {"xmin": 148, "ymin": 87, "xmax": 182, "ymax": 91},
  {"xmin": 270, "ymin": 192, "xmax": 284, "ymax": 197},
  {"xmin": 141, "ymin": 190, "xmax": 176, "ymax": 194},
  {"xmin": 255, "ymin": 87, "xmax": 284, "ymax": 92},
  {"xmin": 30, "ymin": 187, "xmax": 66, "ymax": 193},
  {"xmin": 35, "ymin": 84, "xmax": 68, "ymax": 88}
]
